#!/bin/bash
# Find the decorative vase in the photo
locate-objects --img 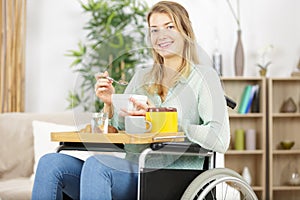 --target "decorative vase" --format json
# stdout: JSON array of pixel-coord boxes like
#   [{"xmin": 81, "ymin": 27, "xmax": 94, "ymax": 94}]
[
  {"xmin": 234, "ymin": 129, "xmax": 245, "ymax": 150},
  {"xmin": 212, "ymin": 49, "xmax": 222, "ymax": 76},
  {"xmin": 281, "ymin": 162, "xmax": 300, "ymax": 185},
  {"xmin": 280, "ymin": 97, "xmax": 297, "ymax": 113},
  {"xmin": 242, "ymin": 166, "xmax": 252, "ymax": 185},
  {"xmin": 234, "ymin": 30, "xmax": 245, "ymax": 76},
  {"xmin": 246, "ymin": 129, "xmax": 256, "ymax": 150}
]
